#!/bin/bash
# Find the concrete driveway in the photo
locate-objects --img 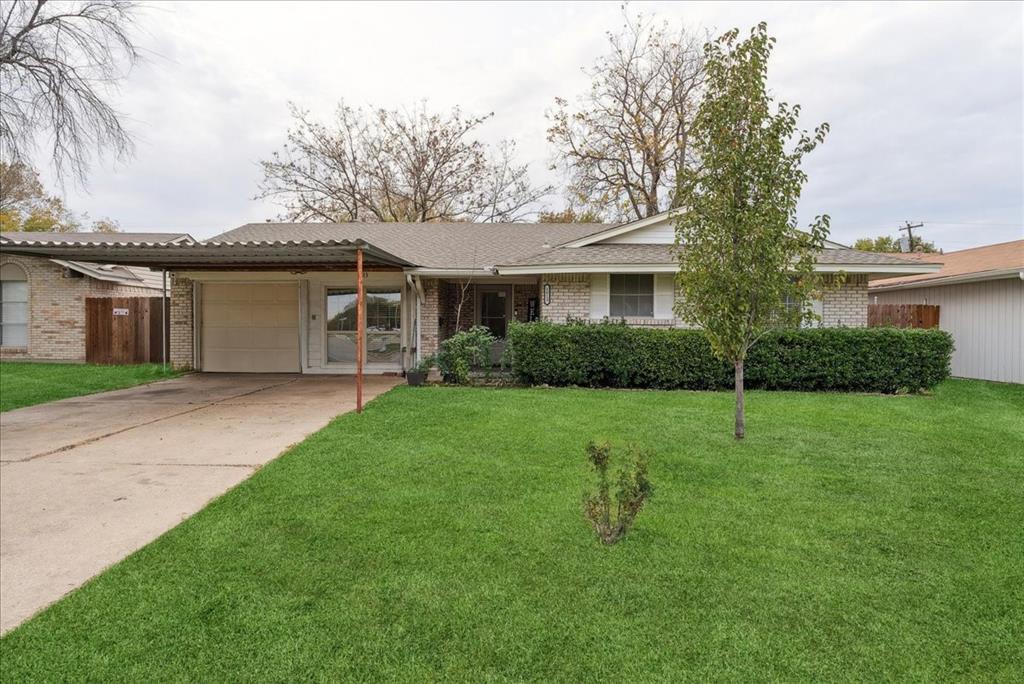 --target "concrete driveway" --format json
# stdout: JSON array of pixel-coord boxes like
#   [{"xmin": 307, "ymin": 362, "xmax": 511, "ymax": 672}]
[{"xmin": 0, "ymin": 373, "xmax": 401, "ymax": 634}]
